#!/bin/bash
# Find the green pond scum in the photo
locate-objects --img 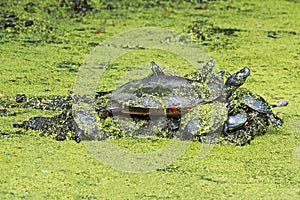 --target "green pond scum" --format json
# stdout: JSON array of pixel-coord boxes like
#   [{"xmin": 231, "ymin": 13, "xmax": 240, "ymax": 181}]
[{"xmin": 0, "ymin": 0, "xmax": 299, "ymax": 199}]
